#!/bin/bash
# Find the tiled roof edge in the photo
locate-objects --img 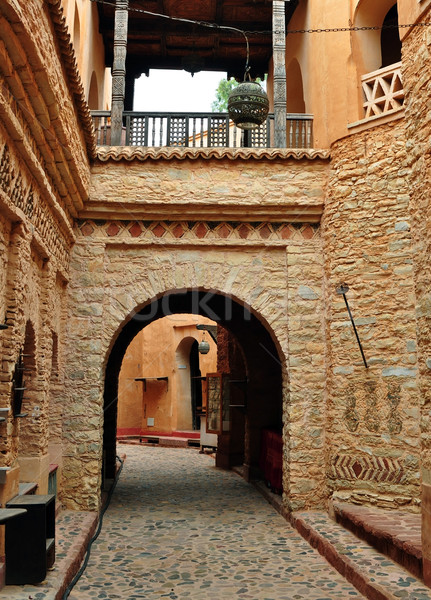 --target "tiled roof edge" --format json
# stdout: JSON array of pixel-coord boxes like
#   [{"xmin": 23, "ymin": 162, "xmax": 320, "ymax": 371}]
[
  {"xmin": 95, "ymin": 146, "xmax": 331, "ymax": 162},
  {"xmin": 46, "ymin": 0, "xmax": 96, "ymax": 159}
]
